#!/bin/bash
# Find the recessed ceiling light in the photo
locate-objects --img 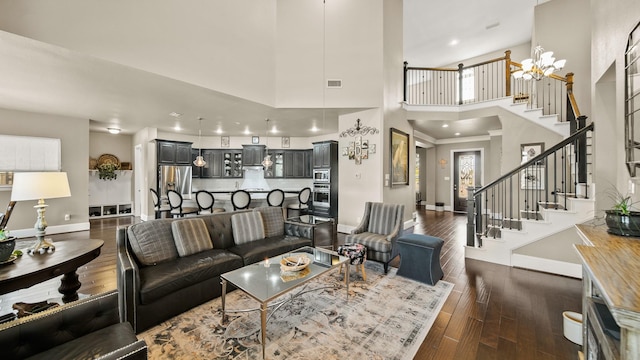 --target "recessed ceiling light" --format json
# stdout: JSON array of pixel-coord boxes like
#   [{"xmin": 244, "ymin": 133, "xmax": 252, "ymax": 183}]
[
  {"xmin": 216, "ymin": 128, "xmax": 223, "ymax": 135},
  {"xmin": 442, "ymin": 124, "xmax": 449, "ymax": 128},
  {"xmin": 449, "ymin": 39, "xmax": 459, "ymax": 46},
  {"xmin": 454, "ymin": 132, "xmax": 460, "ymax": 136},
  {"xmin": 107, "ymin": 128, "xmax": 121, "ymax": 134},
  {"xmin": 169, "ymin": 112, "xmax": 182, "ymax": 118},
  {"xmin": 310, "ymin": 125, "xmax": 319, "ymax": 132},
  {"xmin": 174, "ymin": 125, "xmax": 181, "ymax": 131}
]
